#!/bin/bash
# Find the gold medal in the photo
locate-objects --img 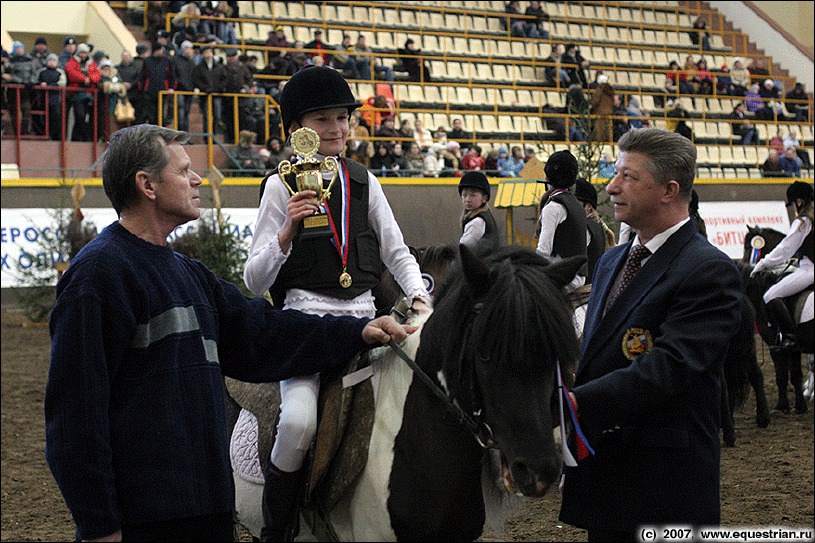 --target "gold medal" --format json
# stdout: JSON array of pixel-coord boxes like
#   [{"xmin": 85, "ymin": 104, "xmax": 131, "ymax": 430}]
[{"xmin": 339, "ymin": 271, "xmax": 353, "ymax": 288}]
